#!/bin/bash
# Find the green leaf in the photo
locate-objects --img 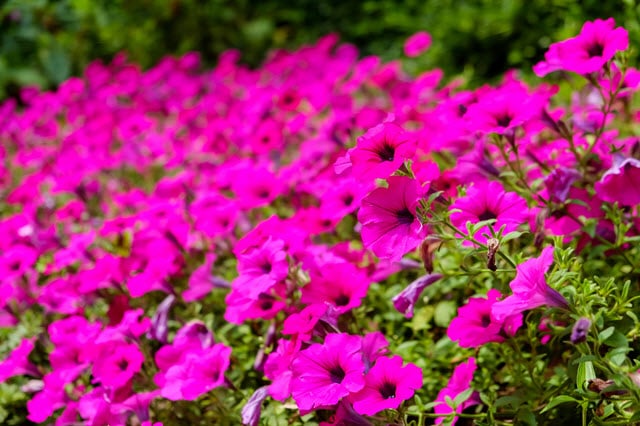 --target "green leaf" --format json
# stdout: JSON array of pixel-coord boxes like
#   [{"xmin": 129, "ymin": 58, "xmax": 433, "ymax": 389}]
[
  {"xmin": 598, "ymin": 326, "xmax": 615, "ymax": 343},
  {"xmin": 433, "ymin": 300, "xmax": 457, "ymax": 328},
  {"xmin": 576, "ymin": 361, "xmax": 596, "ymax": 391},
  {"xmin": 540, "ymin": 395, "xmax": 578, "ymax": 413}
]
